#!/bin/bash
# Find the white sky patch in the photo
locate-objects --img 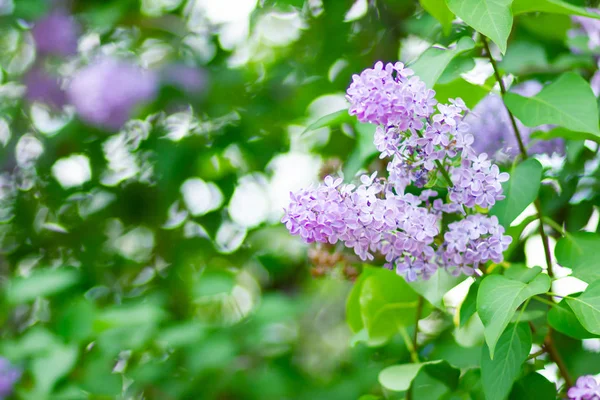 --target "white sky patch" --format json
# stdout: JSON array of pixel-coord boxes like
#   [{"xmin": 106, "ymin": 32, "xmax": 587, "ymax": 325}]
[
  {"xmin": 267, "ymin": 152, "xmax": 321, "ymax": 221},
  {"xmin": 344, "ymin": 0, "xmax": 368, "ymax": 22},
  {"xmin": 193, "ymin": 0, "xmax": 256, "ymax": 24},
  {"xmin": 30, "ymin": 103, "xmax": 74, "ymax": 136},
  {"xmin": 15, "ymin": 133, "xmax": 43, "ymax": 167},
  {"xmin": 255, "ymin": 11, "xmax": 306, "ymax": 47},
  {"xmin": 215, "ymin": 220, "xmax": 247, "ymax": 254},
  {"xmin": 114, "ymin": 226, "xmax": 155, "ymax": 263},
  {"xmin": 229, "ymin": 174, "xmax": 270, "ymax": 228},
  {"xmin": 0, "ymin": 118, "xmax": 10, "ymax": 147},
  {"xmin": 52, "ymin": 154, "xmax": 92, "ymax": 189},
  {"xmin": 181, "ymin": 178, "xmax": 223, "ymax": 217}
]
